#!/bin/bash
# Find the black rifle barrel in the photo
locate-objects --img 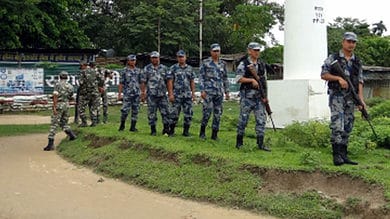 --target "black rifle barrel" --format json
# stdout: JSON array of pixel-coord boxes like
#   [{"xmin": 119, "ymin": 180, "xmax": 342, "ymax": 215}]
[{"xmin": 330, "ymin": 60, "xmax": 378, "ymax": 139}]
